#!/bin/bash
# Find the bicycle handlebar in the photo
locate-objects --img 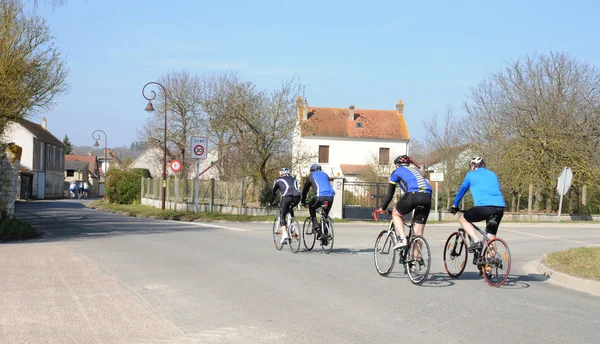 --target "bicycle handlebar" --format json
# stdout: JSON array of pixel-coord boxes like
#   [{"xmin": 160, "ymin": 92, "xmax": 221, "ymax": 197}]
[{"xmin": 373, "ymin": 209, "xmax": 391, "ymax": 222}]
